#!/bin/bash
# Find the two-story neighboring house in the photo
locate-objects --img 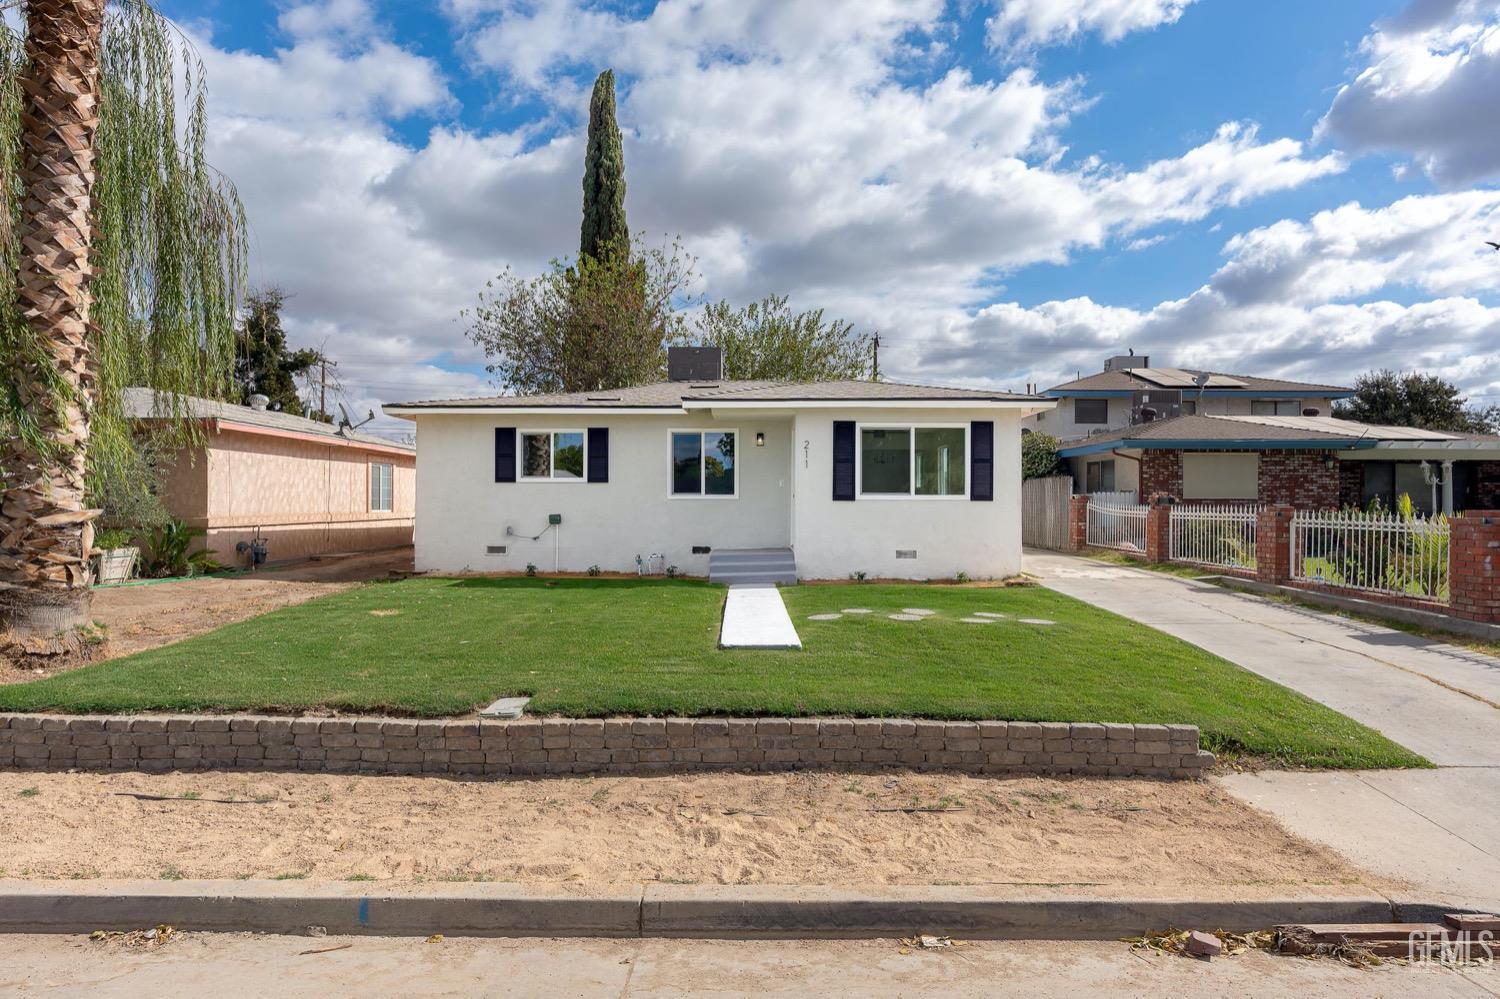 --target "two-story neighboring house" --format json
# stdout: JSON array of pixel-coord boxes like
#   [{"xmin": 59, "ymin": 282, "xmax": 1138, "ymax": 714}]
[{"xmin": 1026, "ymin": 355, "xmax": 1352, "ymax": 495}]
